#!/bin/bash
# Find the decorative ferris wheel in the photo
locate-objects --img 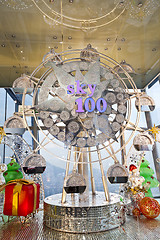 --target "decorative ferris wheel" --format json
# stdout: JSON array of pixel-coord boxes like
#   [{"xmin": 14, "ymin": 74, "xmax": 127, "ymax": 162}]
[{"xmin": 8, "ymin": 44, "xmax": 156, "ymax": 233}]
